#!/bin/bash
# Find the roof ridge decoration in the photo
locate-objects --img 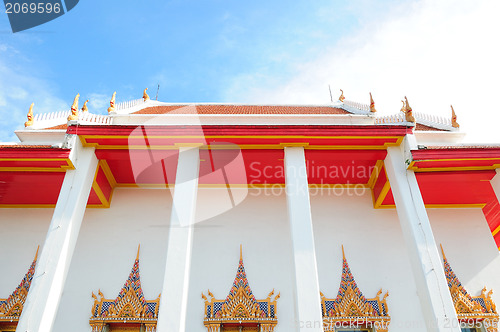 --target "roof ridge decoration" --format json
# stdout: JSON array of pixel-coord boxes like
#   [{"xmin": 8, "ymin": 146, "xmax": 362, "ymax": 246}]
[
  {"xmin": 0, "ymin": 246, "xmax": 39, "ymax": 326},
  {"xmin": 440, "ymin": 245, "xmax": 498, "ymax": 331},
  {"xmin": 67, "ymin": 93, "xmax": 80, "ymax": 121},
  {"xmin": 370, "ymin": 92, "xmax": 377, "ymax": 113},
  {"xmin": 451, "ymin": 105, "xmax": 460, "ymax": 128},
  {"xmin": 321, "ymin": 246, "xmax": 390, "ymax": 332},
  {"xmin": 89, "ymin": 245, "xmax": 160, "ymax": 332},
  {"xmin": 202, "ymin": 245, "xmax": 280, "ymax": 332},
  {"xmin": 107, "ymin": 92, "xmax": 116, "ymax": 114}
]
